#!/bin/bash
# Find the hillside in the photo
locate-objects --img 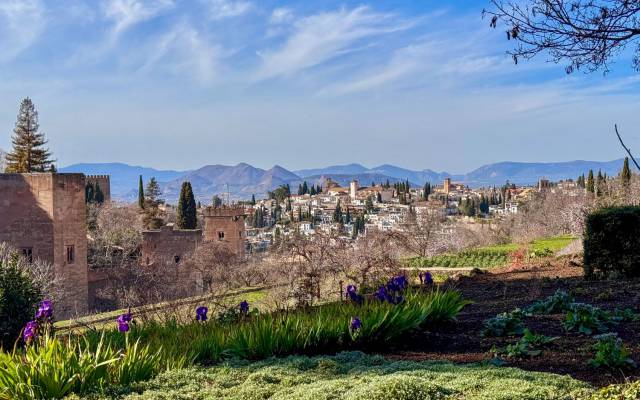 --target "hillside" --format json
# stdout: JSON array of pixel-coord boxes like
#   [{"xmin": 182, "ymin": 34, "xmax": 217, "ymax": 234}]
[
  {"xmin": 59, "ymin": 163, "xmax": 187, "ymax": 200},
  {"xmin": 57, "ymin": 158, "xmax": 628, "ymax": 202},
  {"xmin": 463, "ymin": 159, "xmax": 624, "ymax": 186},
  {"xmin": 160, "ymin": 163, "xmax": 302, "ymax": 203}
]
